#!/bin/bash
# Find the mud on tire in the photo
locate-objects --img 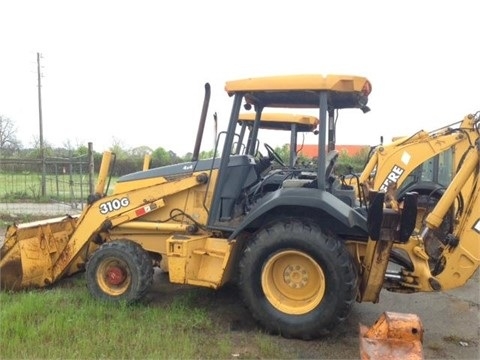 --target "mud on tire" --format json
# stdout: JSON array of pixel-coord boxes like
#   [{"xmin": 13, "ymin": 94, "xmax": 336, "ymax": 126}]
[{"xmin": 85, "ymin": 239, "xmax": 153, "ymax": 303}]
